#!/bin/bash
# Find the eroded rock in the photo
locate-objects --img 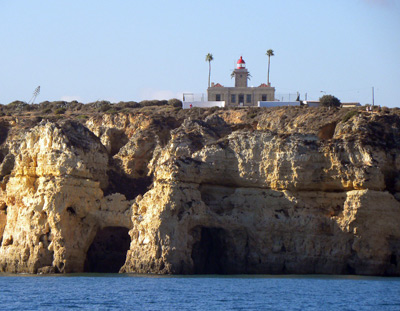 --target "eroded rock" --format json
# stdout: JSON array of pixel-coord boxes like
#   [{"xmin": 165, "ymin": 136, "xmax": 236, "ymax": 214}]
[{"xmin": 0, "ymin": 107, "xmax": 399, "ymax": 275}]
